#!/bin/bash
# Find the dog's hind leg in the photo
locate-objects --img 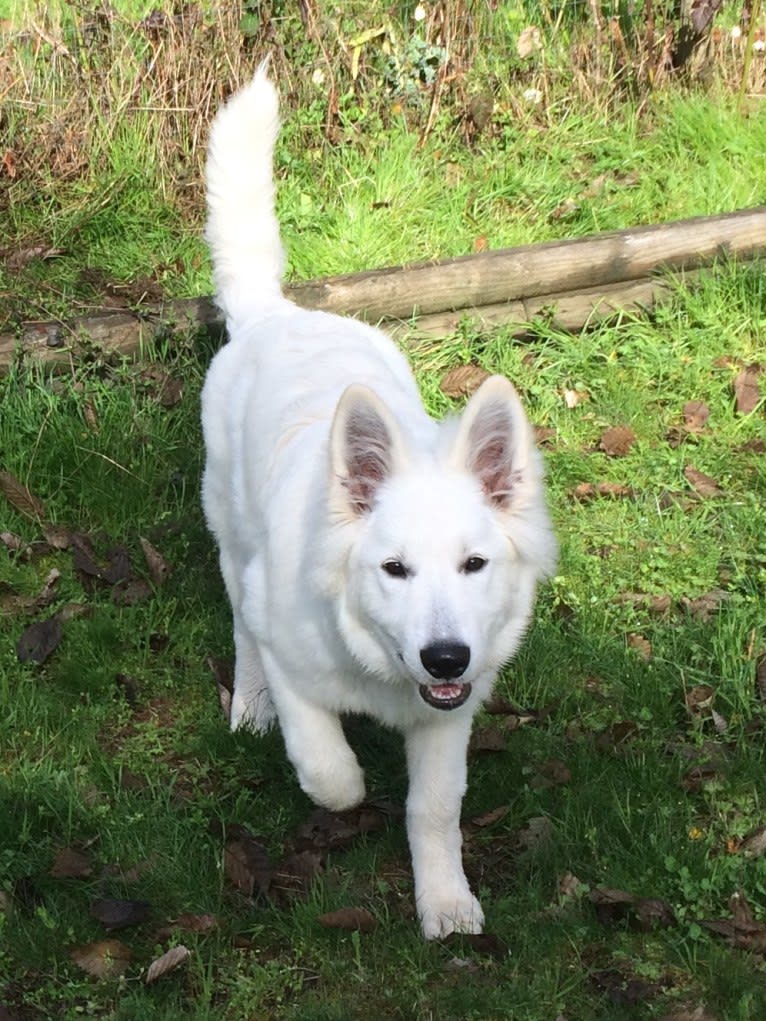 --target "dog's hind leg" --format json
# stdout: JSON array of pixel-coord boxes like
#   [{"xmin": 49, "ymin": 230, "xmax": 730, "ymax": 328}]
[{"xmin": 230, "ymin": 617, "xmax": 275, "ymax": 733}]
